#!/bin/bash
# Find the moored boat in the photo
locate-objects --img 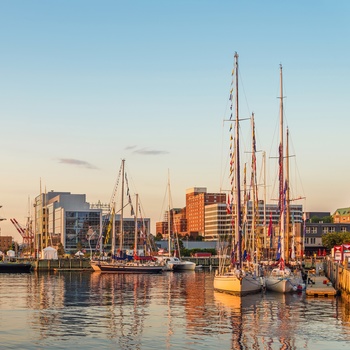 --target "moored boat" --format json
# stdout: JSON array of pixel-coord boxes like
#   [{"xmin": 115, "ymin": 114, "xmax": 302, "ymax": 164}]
[
  {"xmin": 265, "ymin": 65, "xmax": 304, "ymax": 293},
  {"xmin": 214, "ymin": 269, "xmax": 263, "ymax": 296},
  {"xmin": 0, "ymin": 260, "xmax": 32, "ymax": 273},
  {"xmin": 213, "ymin": 52, "xmax": 263, "ymax": 296},
  {"xmin": 168, "ymin": 258, "xmax": 196, "ymax": 271},
  {"xmin": 93, "ymin": 260, "xmax": 163, "ymax": 274},
  {"xmin": 90, "ymin": 159, "xmax": 163, "ymax": 274},
  {"xmin": 265, "ymin": 265, "xmax": 295, "ymax": 293}
]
